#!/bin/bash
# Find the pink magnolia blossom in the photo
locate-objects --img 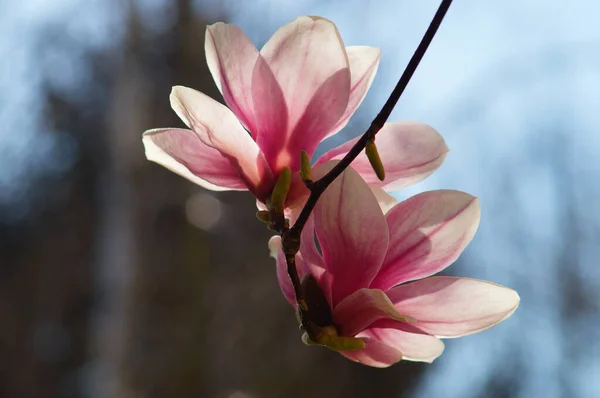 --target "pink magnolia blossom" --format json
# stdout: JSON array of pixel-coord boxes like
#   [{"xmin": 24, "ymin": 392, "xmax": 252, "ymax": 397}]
[
  {"xmin": 270, "ymin": 164, "xmax": 519, "ymax": 367},
  {"xmin": 142, "ymin": 16, "xmax": 448, "ymax": 208}
]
